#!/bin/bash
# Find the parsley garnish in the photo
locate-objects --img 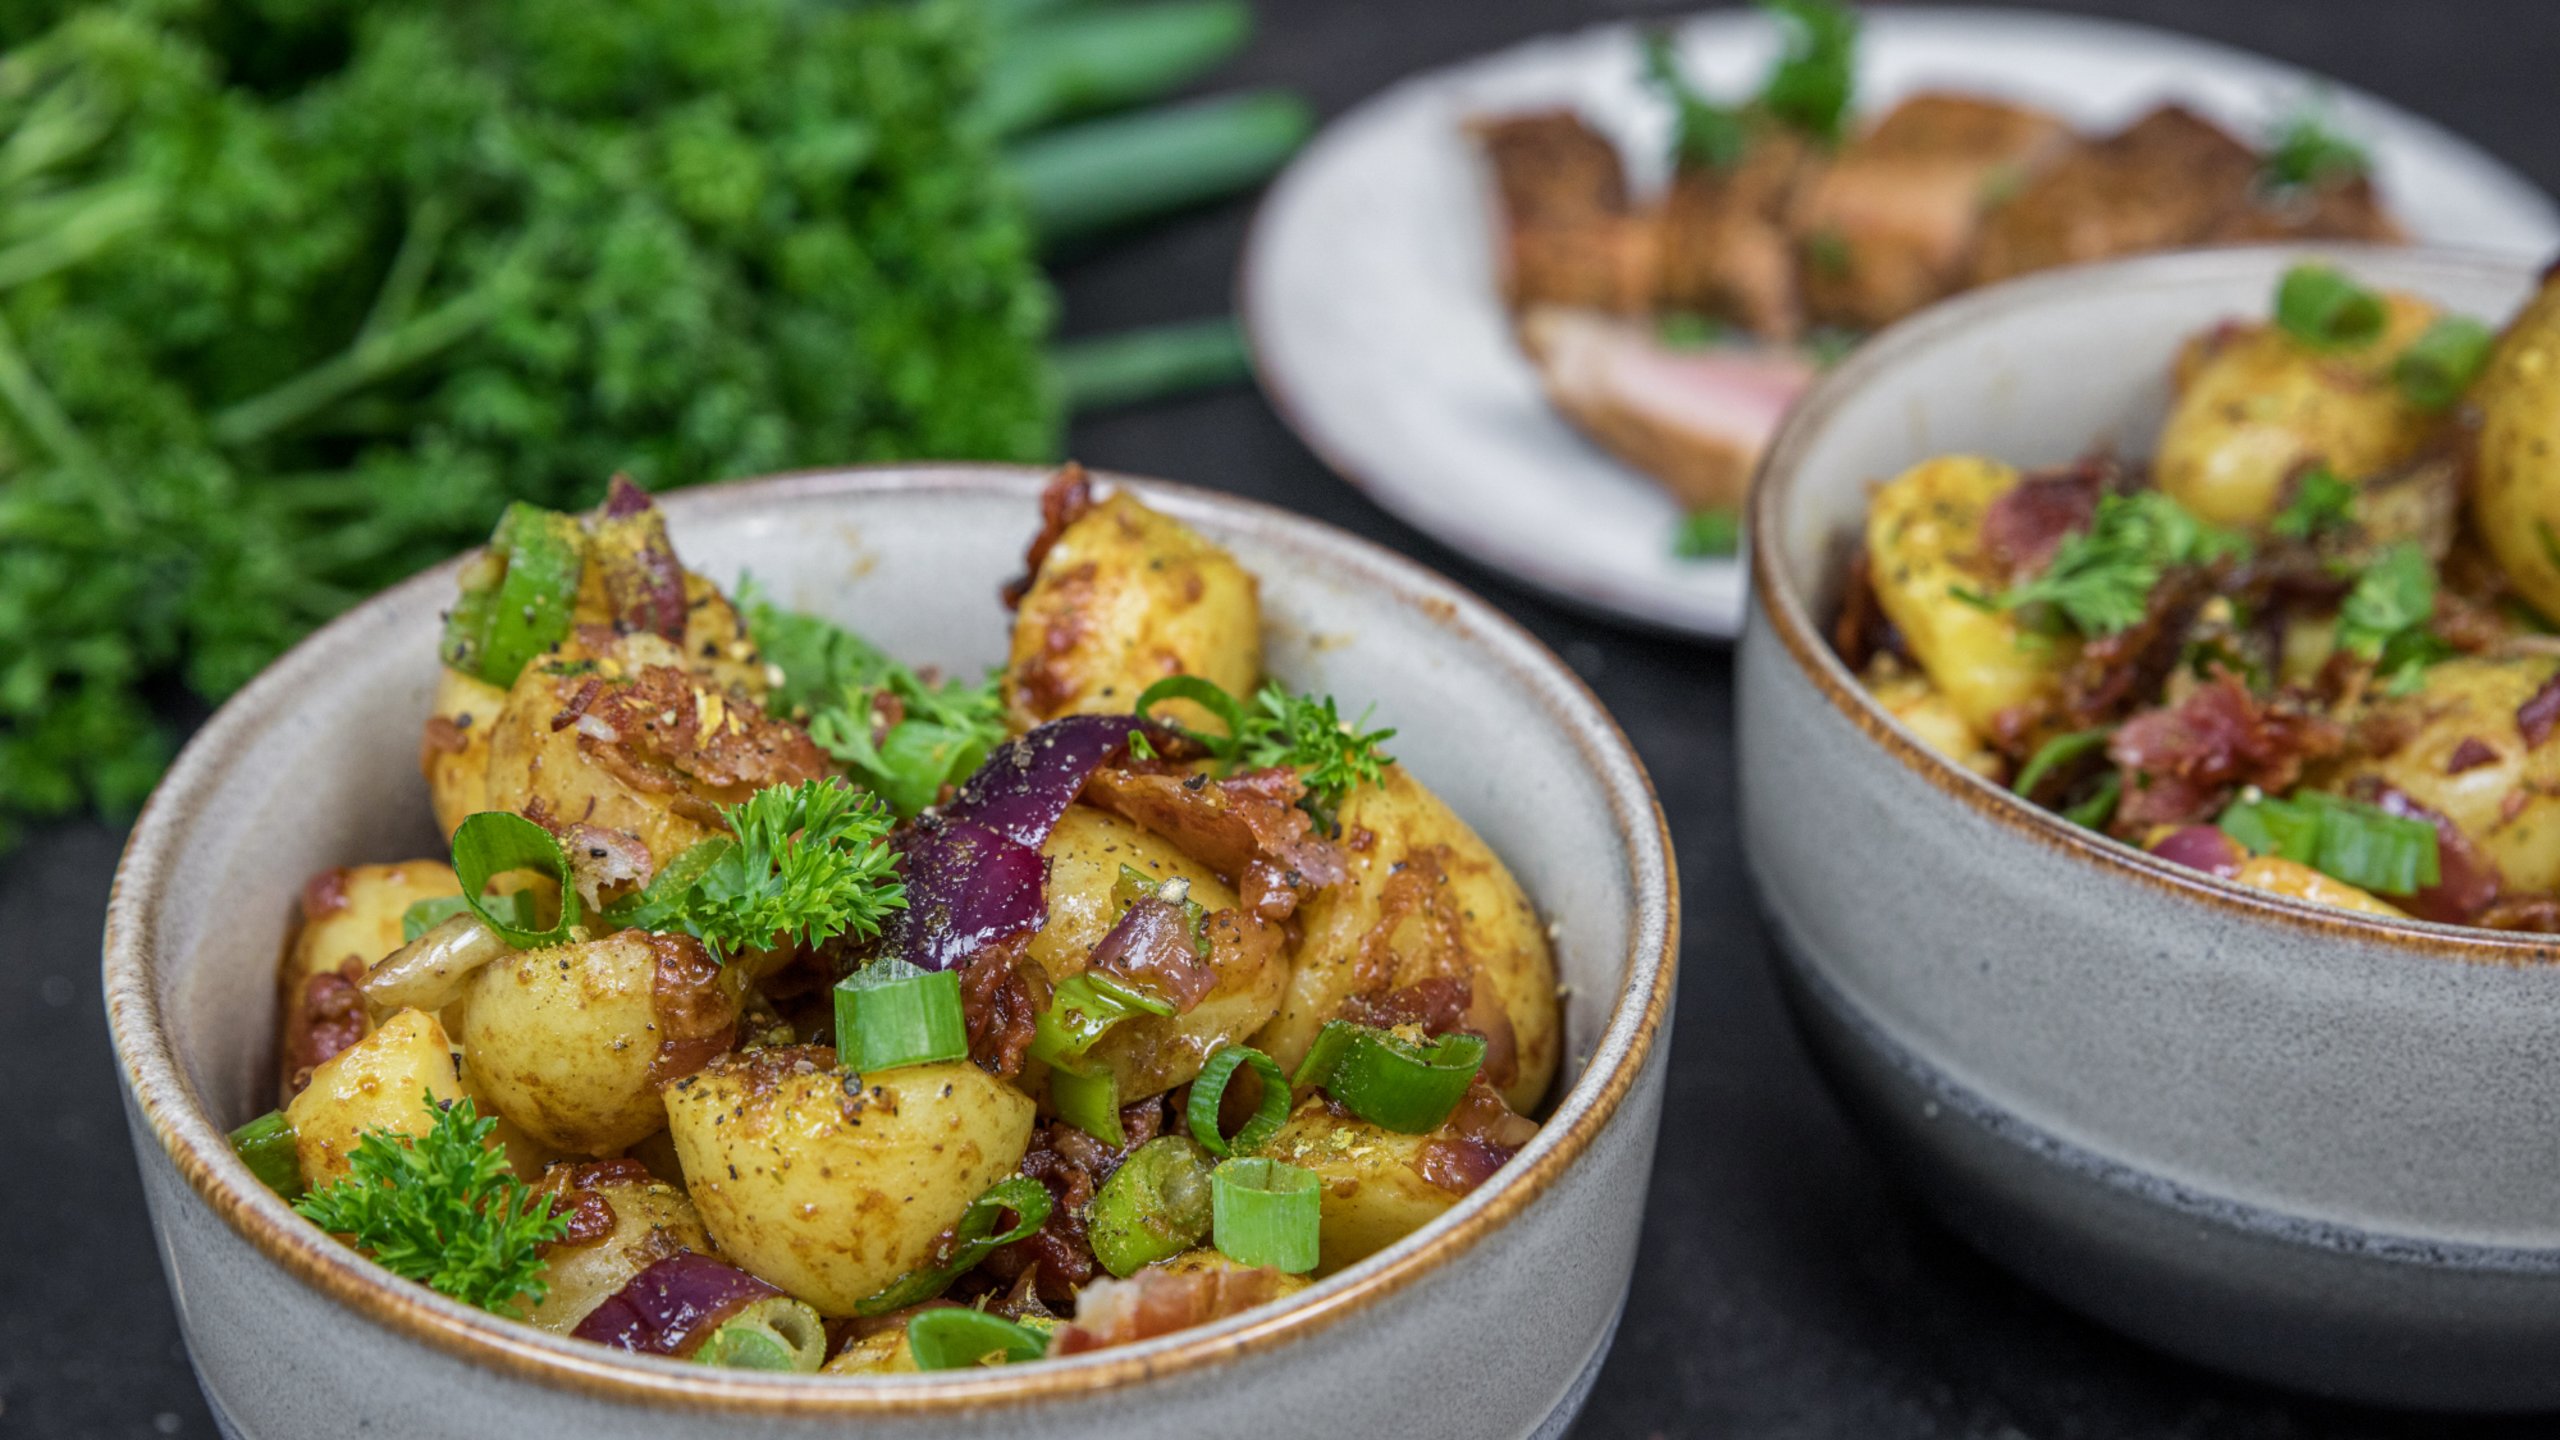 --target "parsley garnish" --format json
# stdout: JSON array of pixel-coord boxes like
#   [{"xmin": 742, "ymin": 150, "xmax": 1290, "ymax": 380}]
[
  {"xmin": 1134, "ymin": 679, "xmax": 1397, "ymax": 830},
  {"xmin": 1672, "ymin": 509, "xmax": 1743, "ymax": 559},
  {"xmin": 2271, "ymin": 466, "xmax": 2356, "ymax": 540},
  {"xmin": 1961, "ymin": 491, "xmax": 2248, "ymax": 637},
  {"xmin": 741, "ymin": 583, "xmax": 1007, "ymax": 818},
  {"xmin": 2261, "ymin": 101, "xmax": 2371, "ymax": 192},
  {"xmin": 2335, "ymin": 542, "xmax": 2449, "ymax": 694},
  {"xmin": 611, "ymin": 779, "xmax": 905, "ymax": 960},
  {"xmin": 1639, "ymin": 0, "xmax": 1859, "ymax": 170},
  {"xmin": 292, "ymin": 1096, "xmax": 565, "ymax": 1317},
  {"xmin": 1640, "ymin": 32, "xmax": 1750, "ymax": 170}
]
